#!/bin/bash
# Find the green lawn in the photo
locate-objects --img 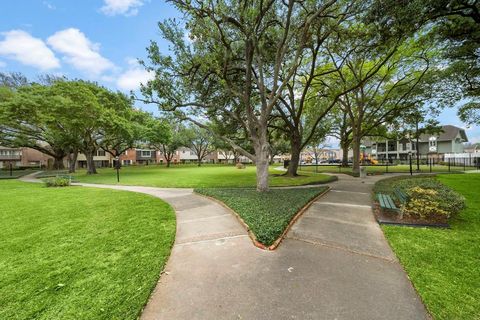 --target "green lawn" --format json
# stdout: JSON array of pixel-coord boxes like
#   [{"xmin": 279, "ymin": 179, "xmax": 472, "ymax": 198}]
[
  {"xmin": 380, "ymin": 173, "xmax": 480, "ymax": 319},
  {"xmin": 195, "ymin": 187, "xmax": 327, "ymax": 246},
  {"xmin": 0, "ymin": 180, "xmax": 176, "ymax": 320},
  {"xmin": 71, "ymin": 164, "xmax": 335, "ymax": 188},
  {"xmin": 299, "ymin": 164, "xmax": 477, "ymax": 174}
]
